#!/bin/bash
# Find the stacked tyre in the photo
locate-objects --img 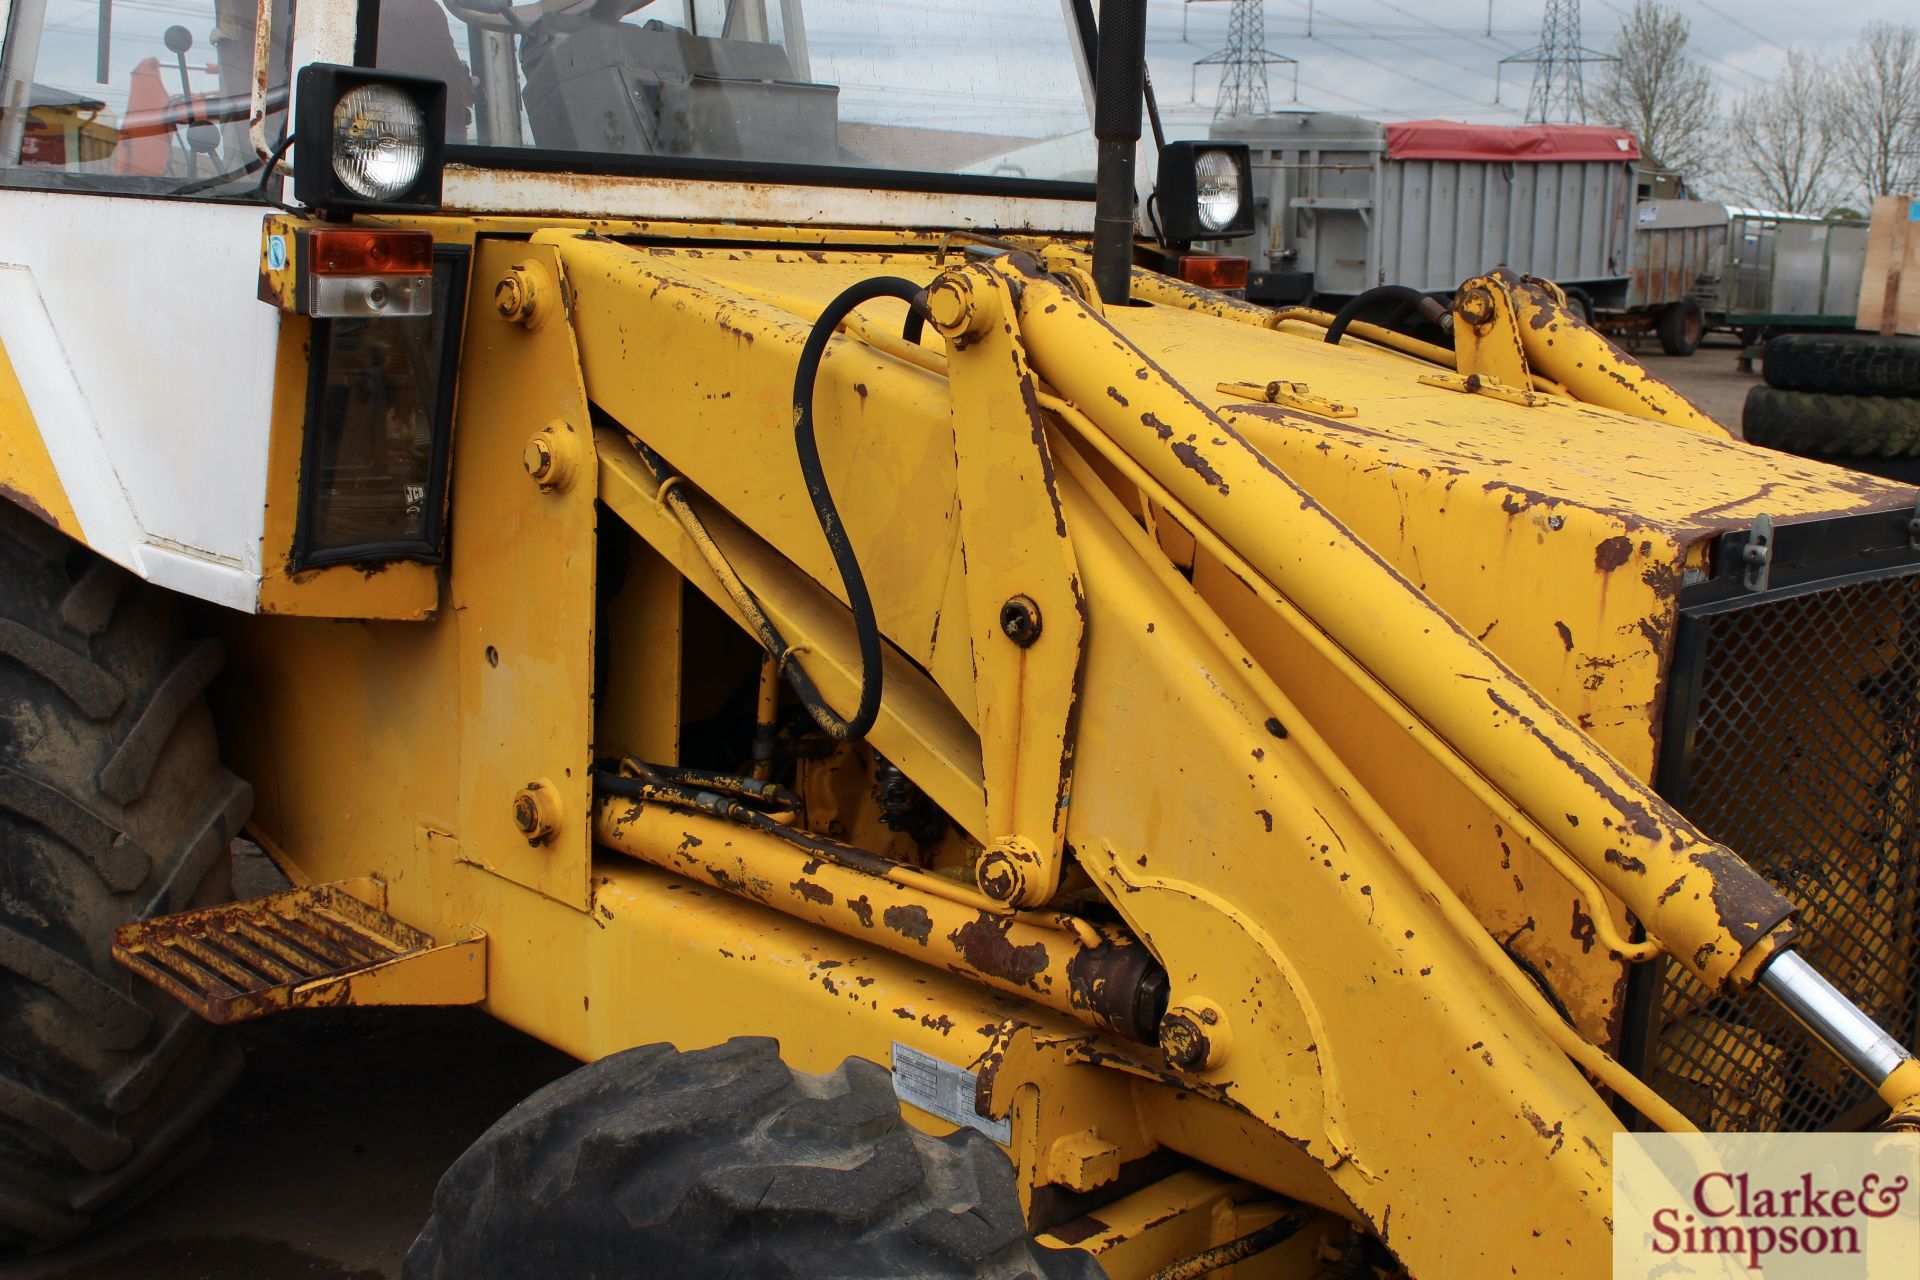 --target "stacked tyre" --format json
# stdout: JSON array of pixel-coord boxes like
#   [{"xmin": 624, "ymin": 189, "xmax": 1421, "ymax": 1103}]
[{"xmin": 1745, "ymin": 333, "xmax": 1920, "ymax": 481}]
